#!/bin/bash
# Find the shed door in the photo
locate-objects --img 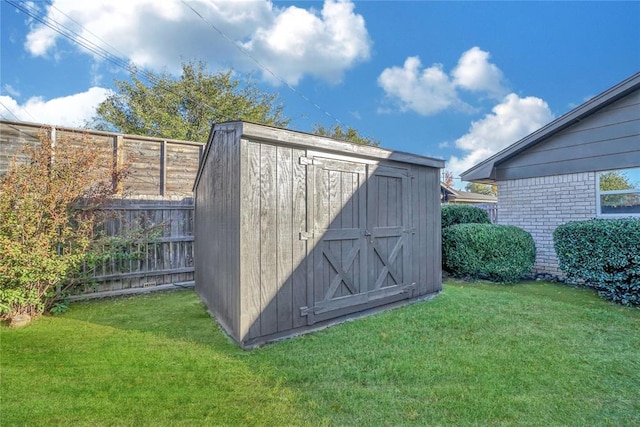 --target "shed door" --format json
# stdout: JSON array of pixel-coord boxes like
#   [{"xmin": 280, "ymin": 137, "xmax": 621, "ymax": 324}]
[
  {"xmin": 301, "ymin": 155, "xmax": 413, "ymax": 324},
  {"xmin": 366, "ymin": 165, "xmax": 414, "ymax": 303}
]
